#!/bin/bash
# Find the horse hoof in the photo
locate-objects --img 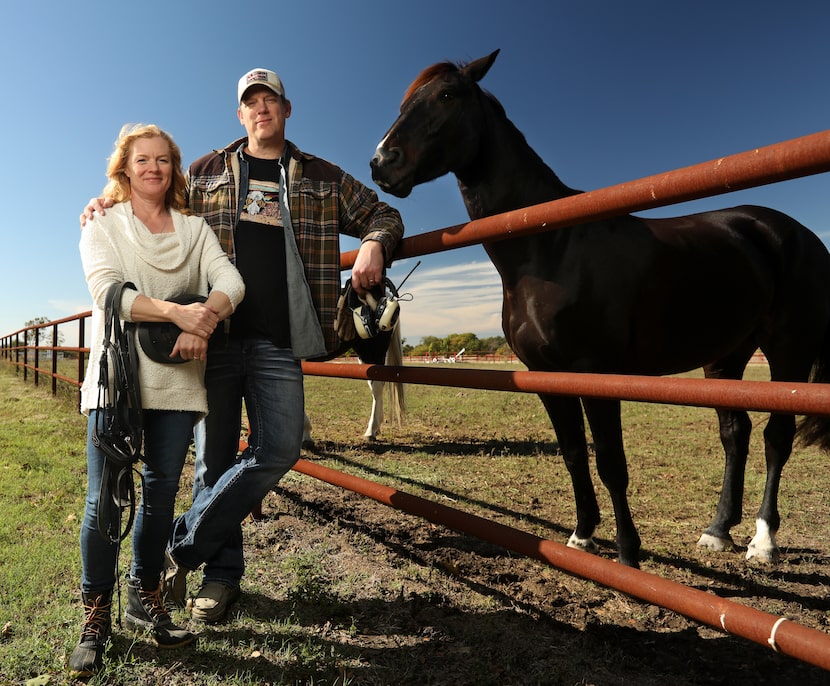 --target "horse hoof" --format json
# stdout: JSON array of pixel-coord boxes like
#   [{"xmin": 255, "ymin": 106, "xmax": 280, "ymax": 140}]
[
  {"xmin": 696, "ymin": 533, "xmax": 735, "ymax": 552},
  {"xmin": 746, "ymin": 542, "xmax": 780, "ymax": 563},
  {"xmin": 567, "ymin": 533, "xmax": 599, "ymax": 554}
]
